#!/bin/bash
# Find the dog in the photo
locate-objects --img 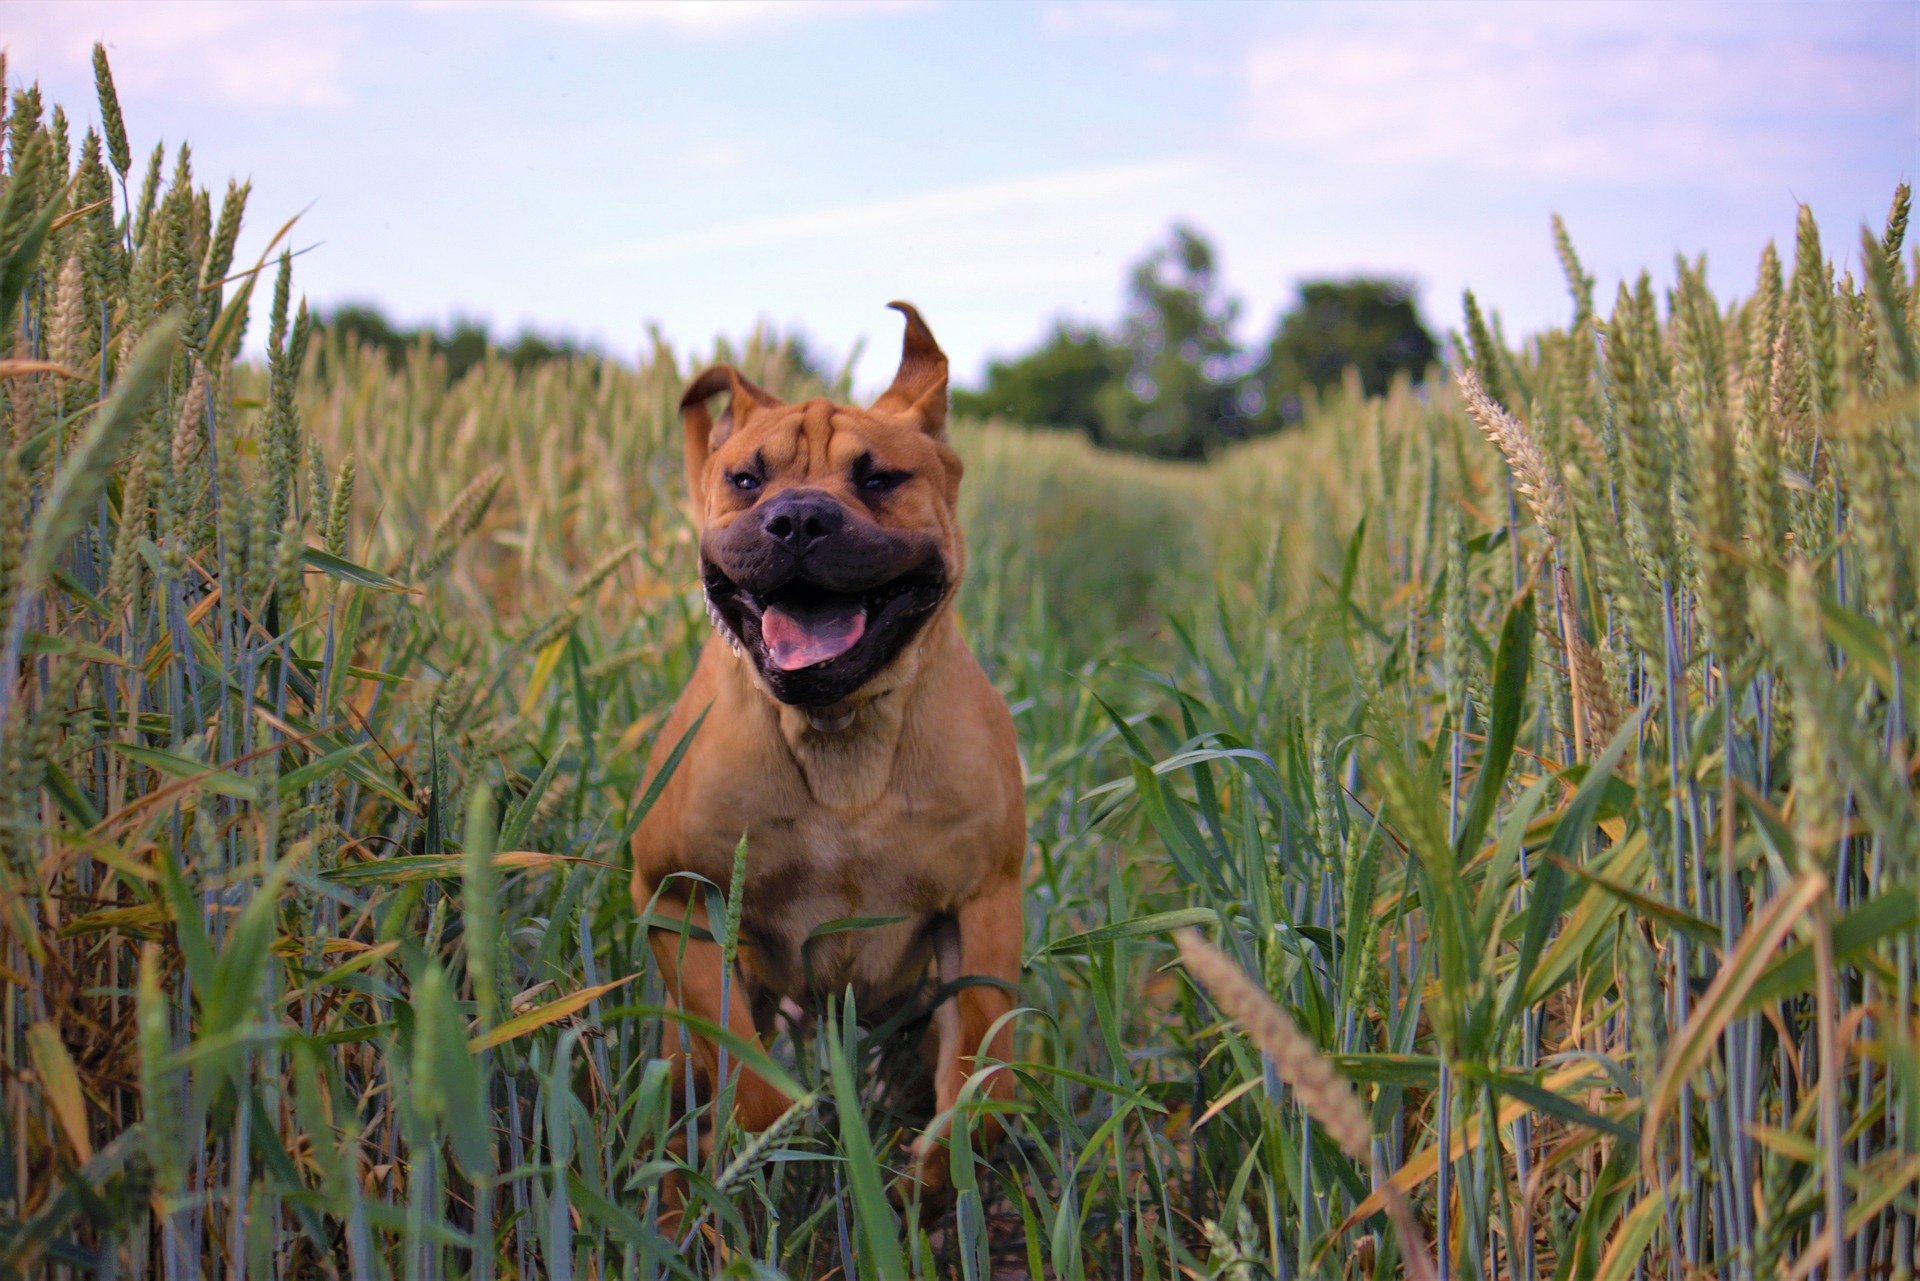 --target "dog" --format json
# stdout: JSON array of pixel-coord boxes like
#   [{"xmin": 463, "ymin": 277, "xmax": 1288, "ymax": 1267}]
[{"xmin": 629, "ymin": 303, "xmax": 1025, "ymax": 1196}]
